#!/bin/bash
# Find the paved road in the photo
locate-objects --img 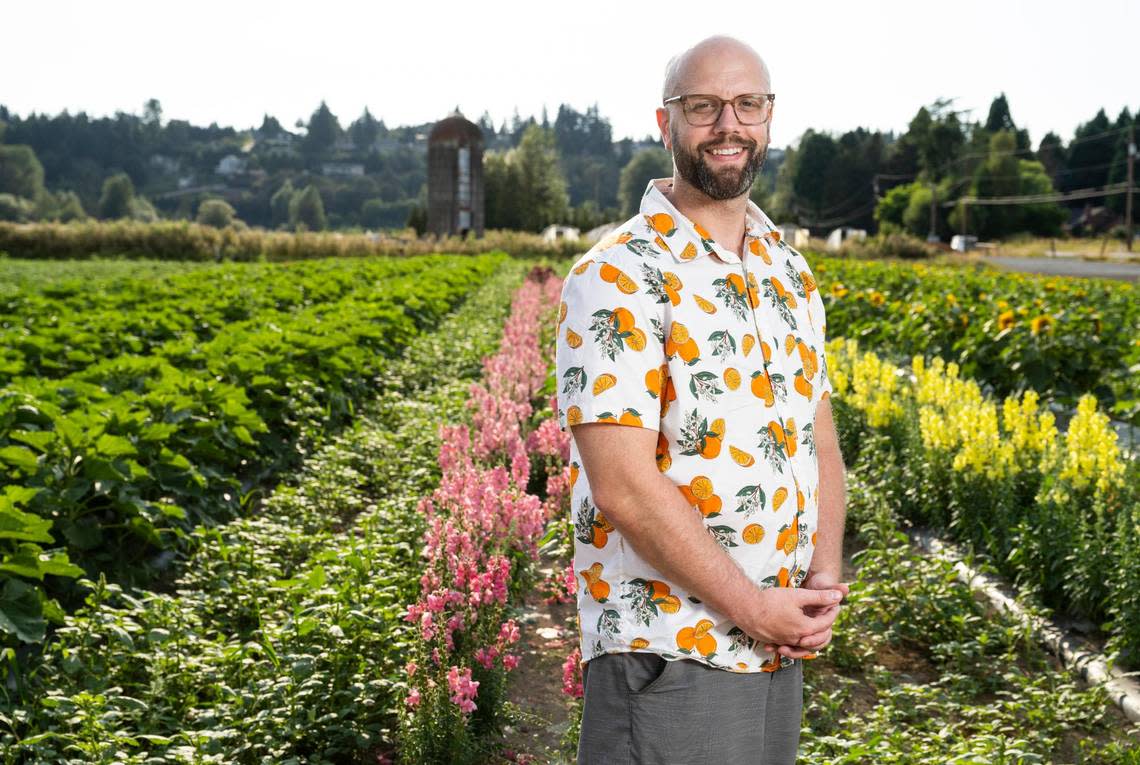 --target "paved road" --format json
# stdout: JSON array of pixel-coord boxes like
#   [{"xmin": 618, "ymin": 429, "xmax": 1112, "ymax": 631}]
[{"xmin": 977, "ymin": 255, "xmax": 1140, "ymax": 282}]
